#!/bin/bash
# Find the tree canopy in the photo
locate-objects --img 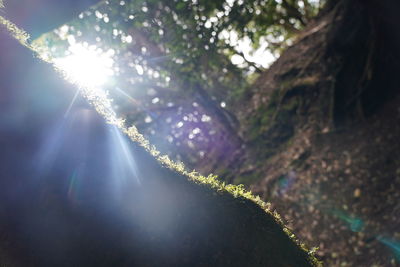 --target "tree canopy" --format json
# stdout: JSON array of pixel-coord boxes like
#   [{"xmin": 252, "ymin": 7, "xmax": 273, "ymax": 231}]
[{"xmin": 34, "ymin": 0, "xmax": 325, "ymax": 175}]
